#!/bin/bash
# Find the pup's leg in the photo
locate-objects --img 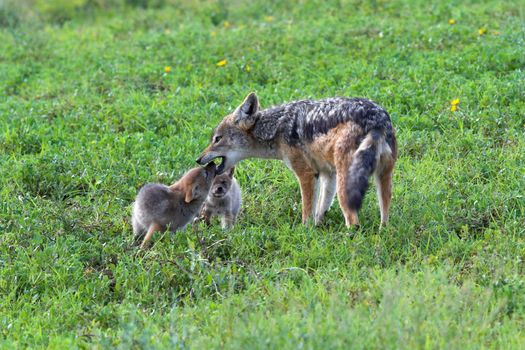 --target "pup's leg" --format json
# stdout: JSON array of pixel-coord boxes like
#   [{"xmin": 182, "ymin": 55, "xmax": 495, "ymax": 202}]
[
  {"xmin": 201, "ymin": 210, "xmax": 212, "ymax": 226},
  {"xmin": 140, "ymin": 222, "xmax": 161, "ymax": 249},
  {"xmin": 221, "ymin": 213, "xmax": 235, "ymax": 229},
  {"xmin": 314, "ymin": 173, "xmax": 337, "ymax": 225},
  {"xmin": 375, "ymin": 154, "xmax": 395, "ymax": 227},
  {"xmin": 193, "ymin": 208, "xmax": 212, "ymax": 228}
]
